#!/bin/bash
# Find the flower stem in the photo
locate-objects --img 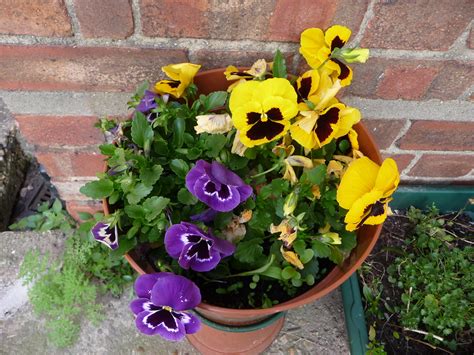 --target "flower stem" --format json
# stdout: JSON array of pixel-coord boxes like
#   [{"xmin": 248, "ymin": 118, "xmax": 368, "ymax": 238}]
[{"xmin": 251, "ymin": 164, "xmax": 280, "ymax": 179}]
